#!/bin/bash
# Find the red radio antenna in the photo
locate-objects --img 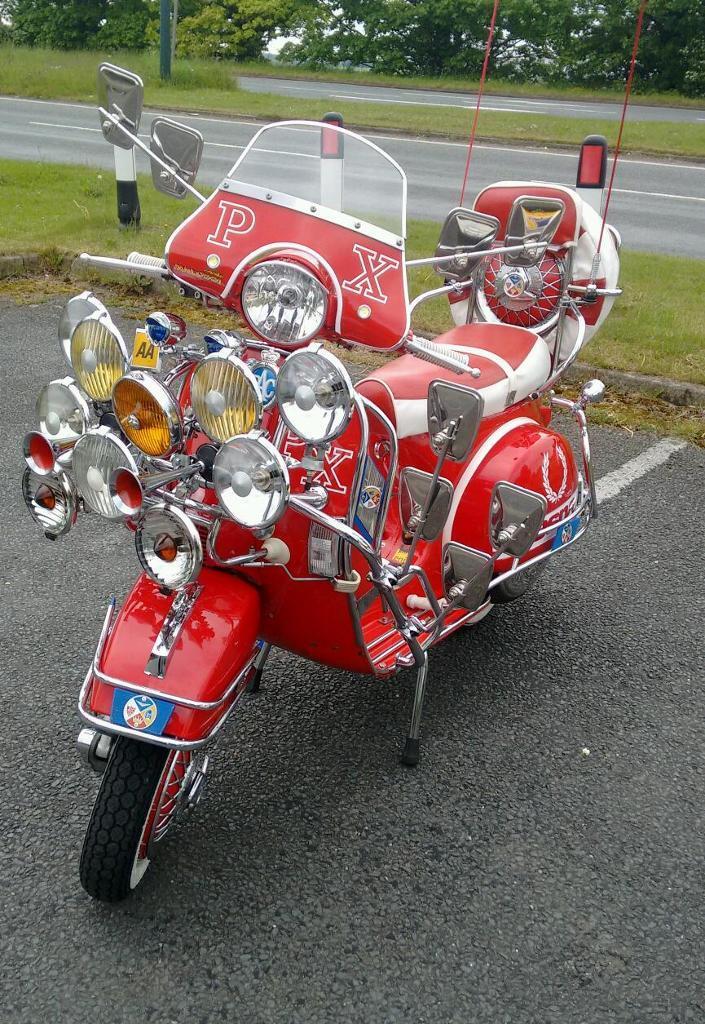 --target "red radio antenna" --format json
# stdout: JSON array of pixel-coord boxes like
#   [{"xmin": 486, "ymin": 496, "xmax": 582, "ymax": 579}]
[
  {"xmin": 458, "ymin": 0, "xmax": 501, "ymax": 208},
  {"xmin": 597, "ymin": 0, "xmax": 649, "ymax": 254}
]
